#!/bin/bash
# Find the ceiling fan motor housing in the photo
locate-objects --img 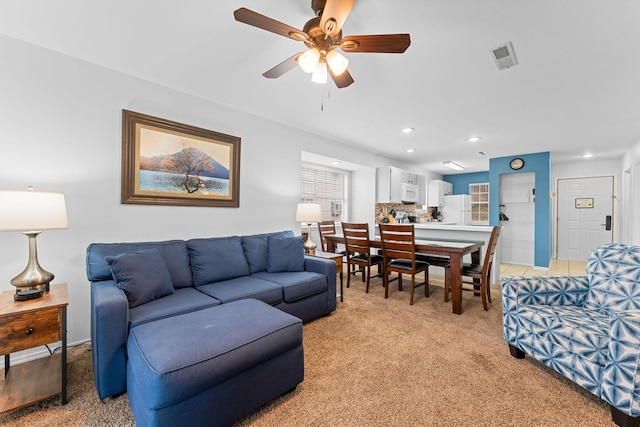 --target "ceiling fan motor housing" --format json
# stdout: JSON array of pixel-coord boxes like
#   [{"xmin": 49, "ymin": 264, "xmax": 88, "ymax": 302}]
[{"xmin": 302, "ymin": 17, "xmax": 341, "ymax": 52}]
